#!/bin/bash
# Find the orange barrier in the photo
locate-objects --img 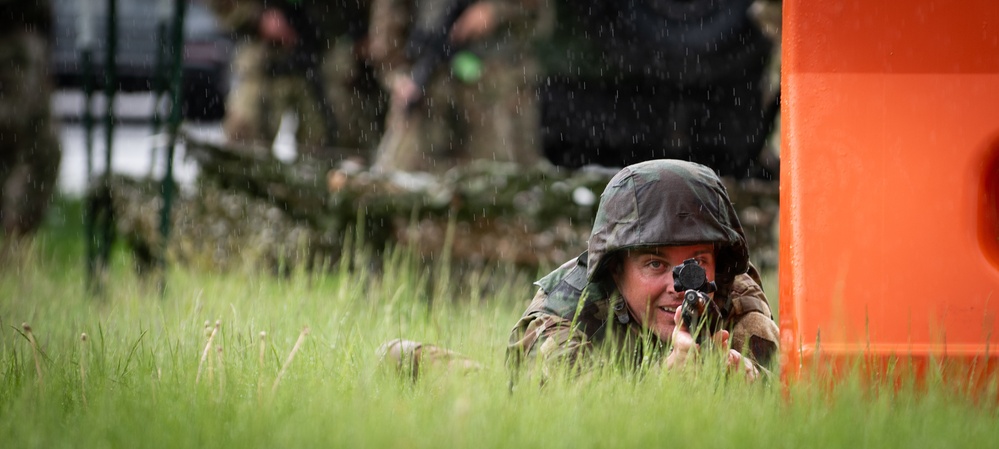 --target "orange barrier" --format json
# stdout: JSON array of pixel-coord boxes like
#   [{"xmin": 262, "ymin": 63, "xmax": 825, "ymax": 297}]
[{"xmin": 780, "ymin": 0, "xmax": 999, "ymax": 386}]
